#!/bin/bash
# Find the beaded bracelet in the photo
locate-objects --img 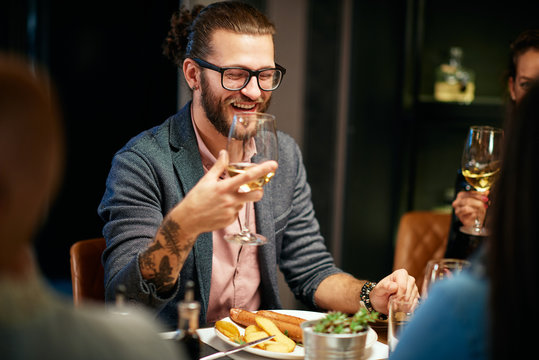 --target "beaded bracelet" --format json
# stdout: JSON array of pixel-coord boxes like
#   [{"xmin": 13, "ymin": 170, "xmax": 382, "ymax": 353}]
[{"xmin": 360, "ymin": 281, "xmax": 388, "ymax": 320}]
